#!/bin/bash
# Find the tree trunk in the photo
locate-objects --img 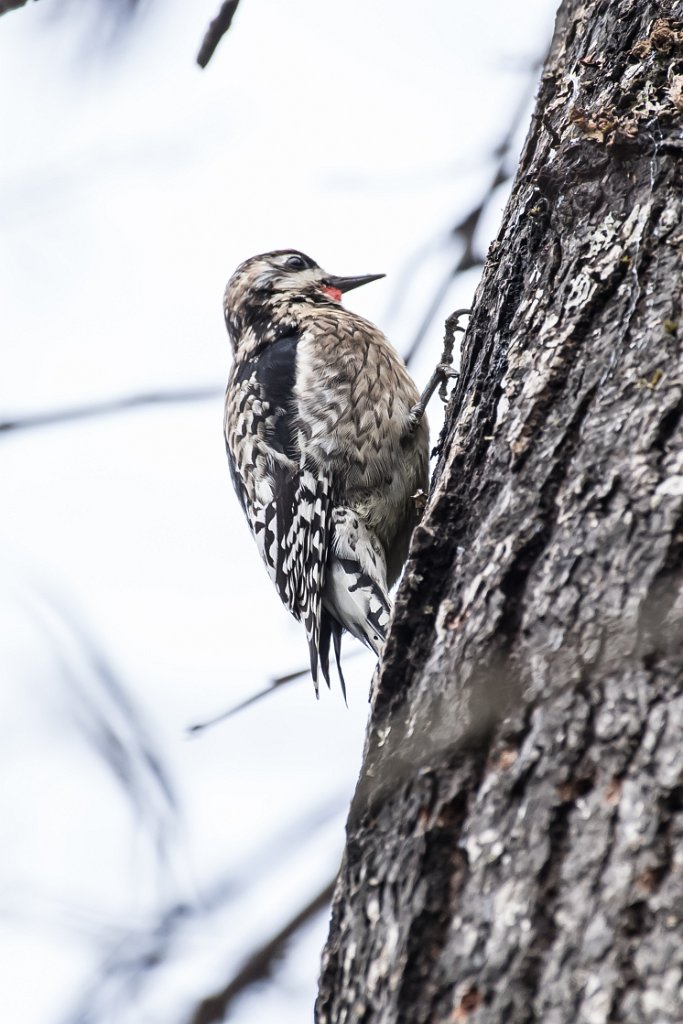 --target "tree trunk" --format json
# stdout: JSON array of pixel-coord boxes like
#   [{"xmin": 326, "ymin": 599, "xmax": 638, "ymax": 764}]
[{"xmin": 317, "ymin": 3, "xmax": 683, "ymax": 1022}]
